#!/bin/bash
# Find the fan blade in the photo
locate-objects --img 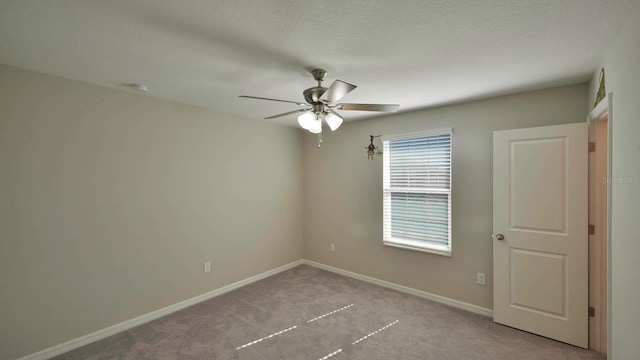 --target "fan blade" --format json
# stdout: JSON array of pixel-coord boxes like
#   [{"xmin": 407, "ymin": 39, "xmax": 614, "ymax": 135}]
[
  {"xmin": 239, "ymin": 95, "xmax": 307, "ymax": 106},
  {"xmin": 335, "ymin": 103, "xmax": 399, "ymax": 112},
  {"xmin": 264, "ymin": 108, "xmax": 310, "ymax": 120},
  {"xmin": 319, "ymin": 80, "xmax": 357, "ymax": 104}
]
